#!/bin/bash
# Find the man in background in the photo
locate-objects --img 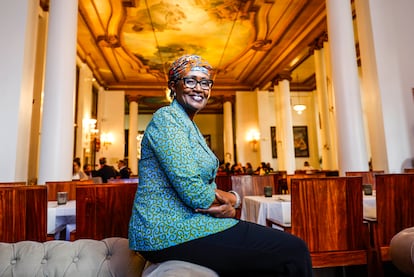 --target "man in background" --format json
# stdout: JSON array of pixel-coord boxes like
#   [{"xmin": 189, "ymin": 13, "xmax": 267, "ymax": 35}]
[
  {"xmin": 117, "ymin": 159, "xmax": 130, "ymax": 179},
  {"xmin": 97, "ymin": 157, "xmax": 117, "ymax": 183}
]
